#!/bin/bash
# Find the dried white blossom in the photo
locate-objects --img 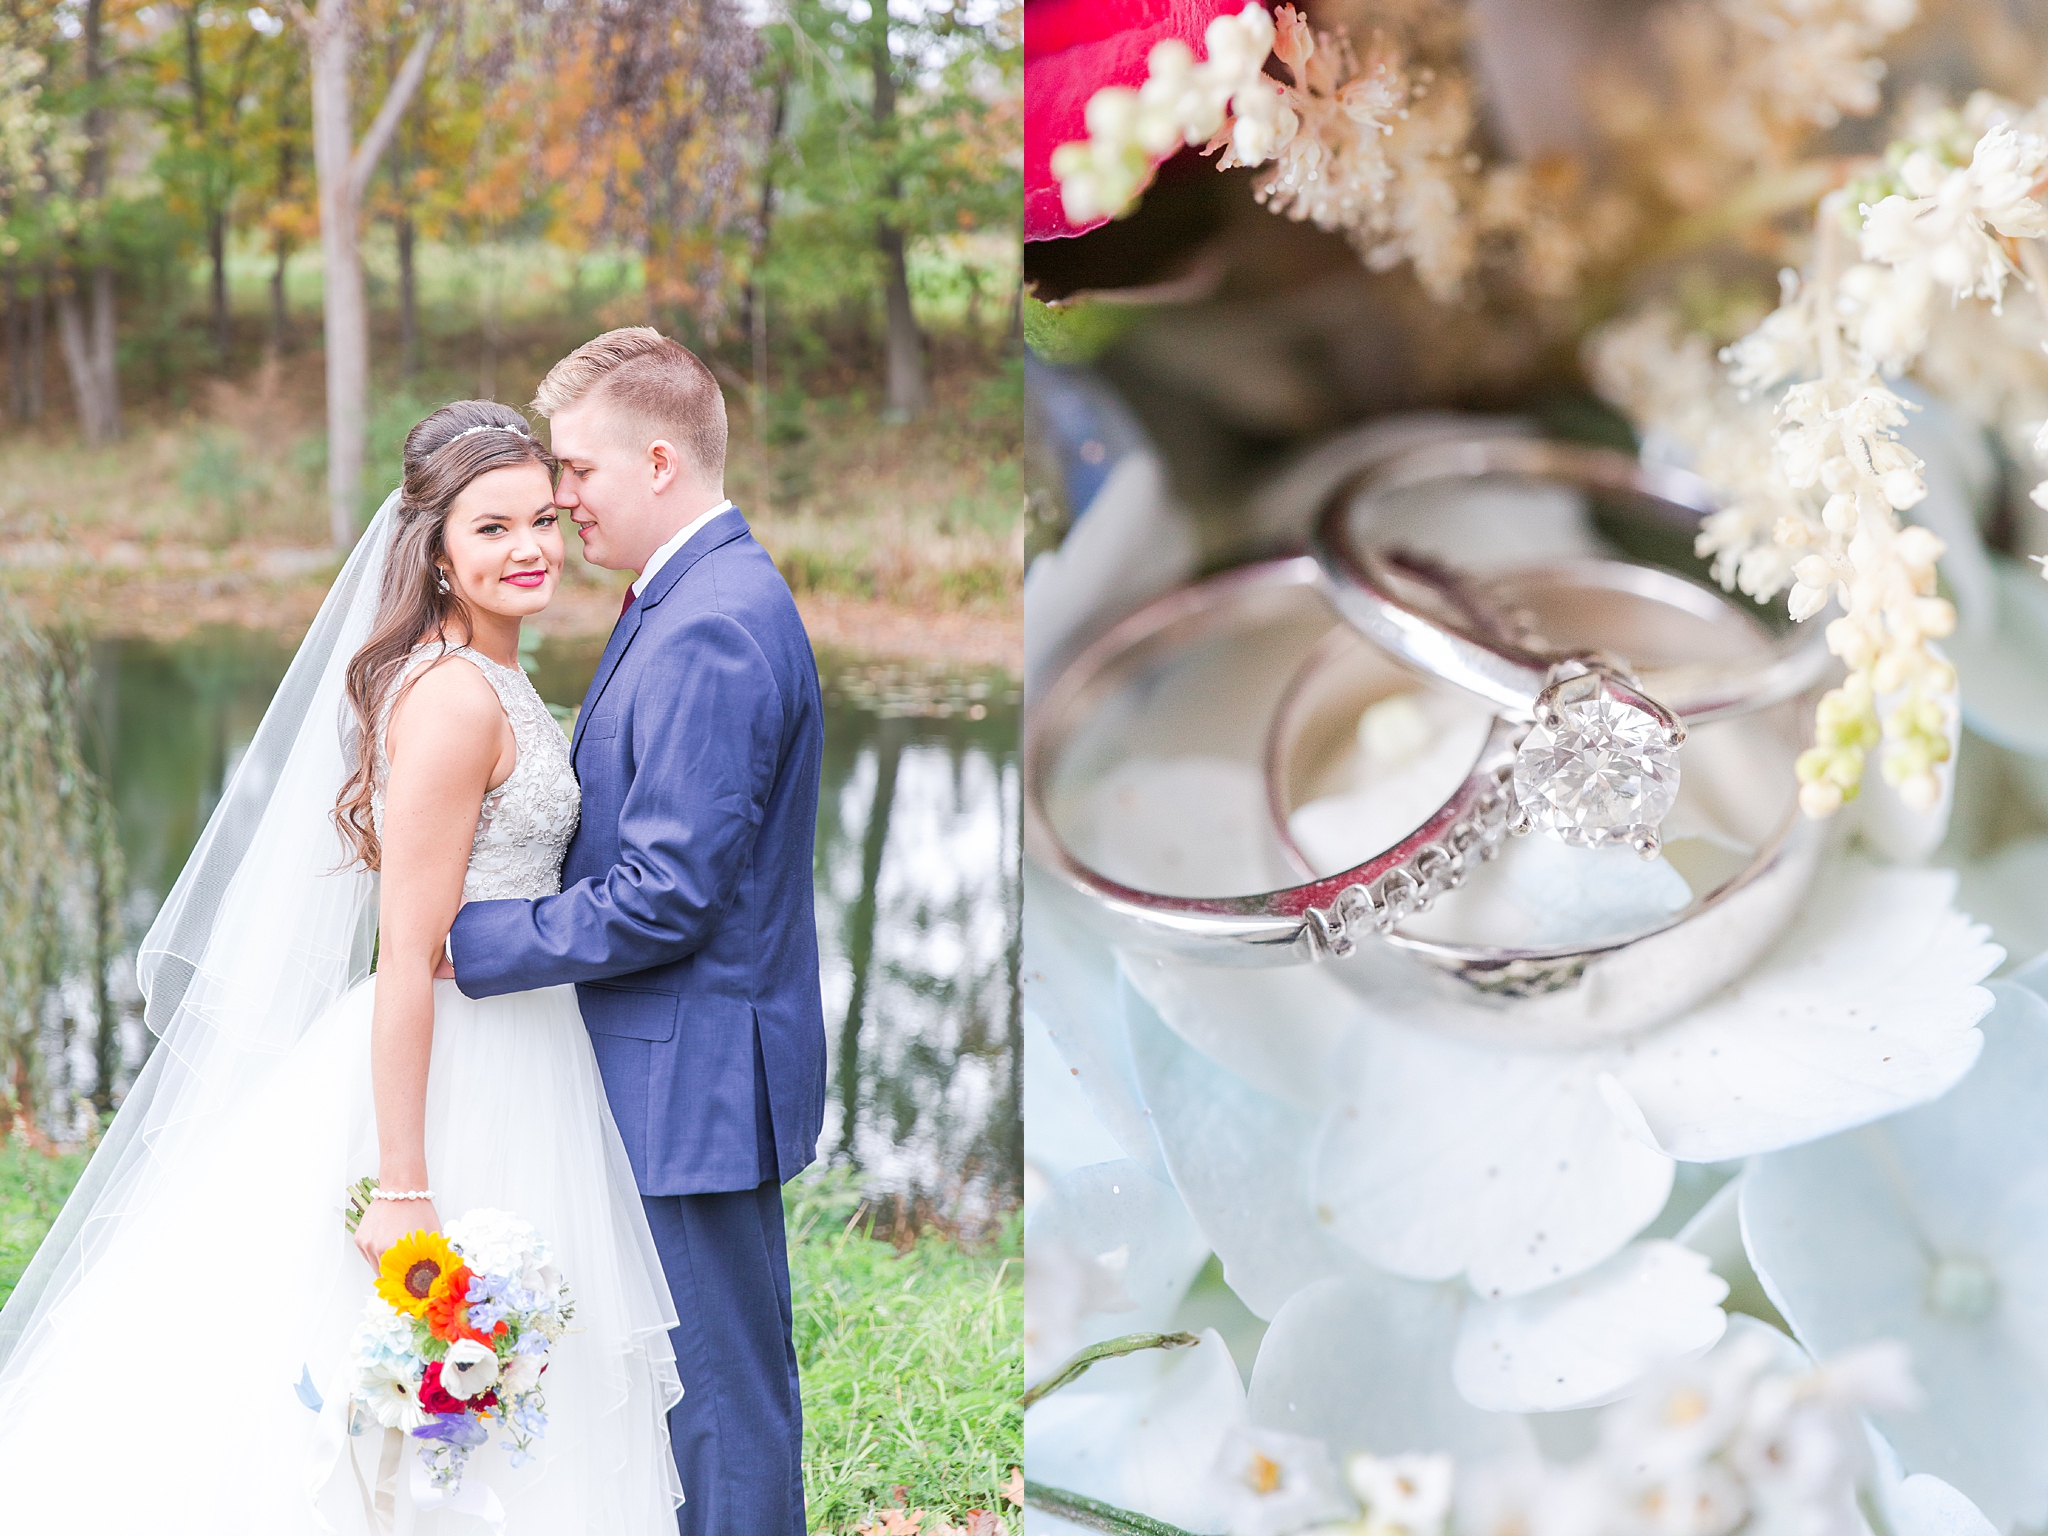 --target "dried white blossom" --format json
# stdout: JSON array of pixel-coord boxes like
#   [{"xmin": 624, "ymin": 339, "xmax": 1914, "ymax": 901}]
[{"xmin": 1048, "ymin": 3, "xmax": 1278, "ymax": 229}]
